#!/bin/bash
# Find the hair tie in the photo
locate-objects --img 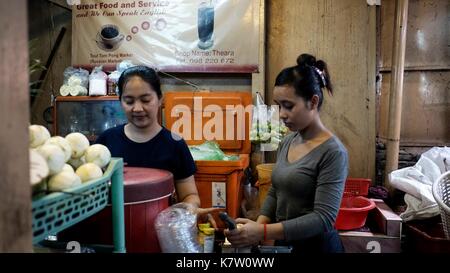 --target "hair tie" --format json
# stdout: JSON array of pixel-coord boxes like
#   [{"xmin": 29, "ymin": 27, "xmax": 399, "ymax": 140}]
[{"xmin": 312, "ymin": 66, "xmax": 327, "ymax": 87}]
